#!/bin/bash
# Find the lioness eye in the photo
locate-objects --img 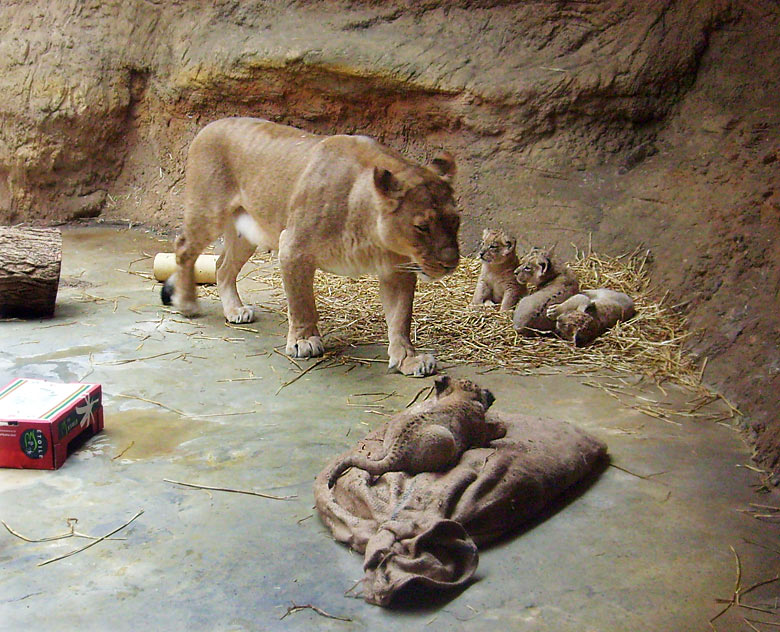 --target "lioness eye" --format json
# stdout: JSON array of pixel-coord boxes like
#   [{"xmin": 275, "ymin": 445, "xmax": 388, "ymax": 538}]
[{"xmin": 415, "ymin": 224, "xmax": 430, "ymax": 233}]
